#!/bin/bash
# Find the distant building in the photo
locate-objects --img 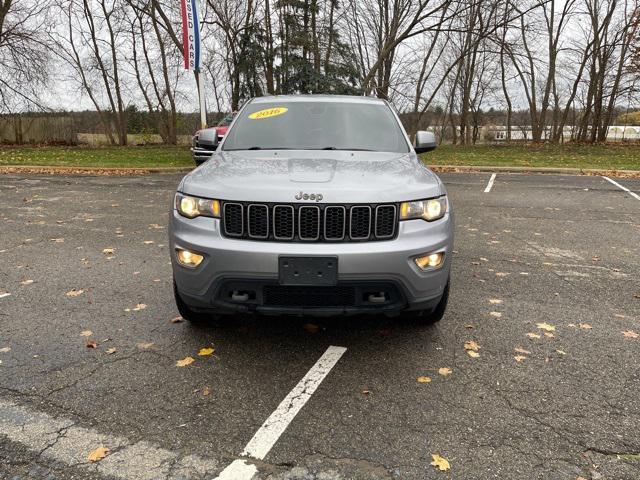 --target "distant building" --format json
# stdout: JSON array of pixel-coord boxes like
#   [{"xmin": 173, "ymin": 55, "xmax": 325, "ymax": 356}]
[{"xmin": 486, "ymin": 125, "xmax": 640, "ymax": 142}]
